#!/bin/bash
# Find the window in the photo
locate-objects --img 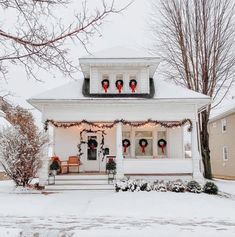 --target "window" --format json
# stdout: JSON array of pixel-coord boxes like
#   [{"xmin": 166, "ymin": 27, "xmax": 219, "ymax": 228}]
[
  {"xmin": 212, "ymin": 122, "xmax": 217, "ymax": 128},
  {"xmin": 221, "ymin": 119, "xmax": 227, "ymax": 133},
  {"xmin": 87, "ymin": 135, "xmax": 98, "ymax": 160},
  {"xmin": 223, "ymin": 146, "xmax": 228, "ymax": 161},
  {"xmin": 135, "ymin": 131, "xmax": 153, "ymax": 157}
]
